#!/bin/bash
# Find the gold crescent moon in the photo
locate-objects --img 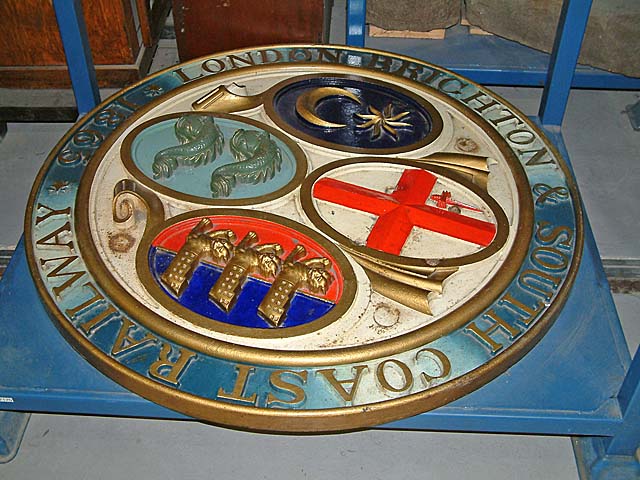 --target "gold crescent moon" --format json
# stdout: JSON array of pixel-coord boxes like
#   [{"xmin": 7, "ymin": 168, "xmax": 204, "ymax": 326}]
[{"xmin": 295, "ymin": 87, "xmax": 362, "ymax": 128}]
